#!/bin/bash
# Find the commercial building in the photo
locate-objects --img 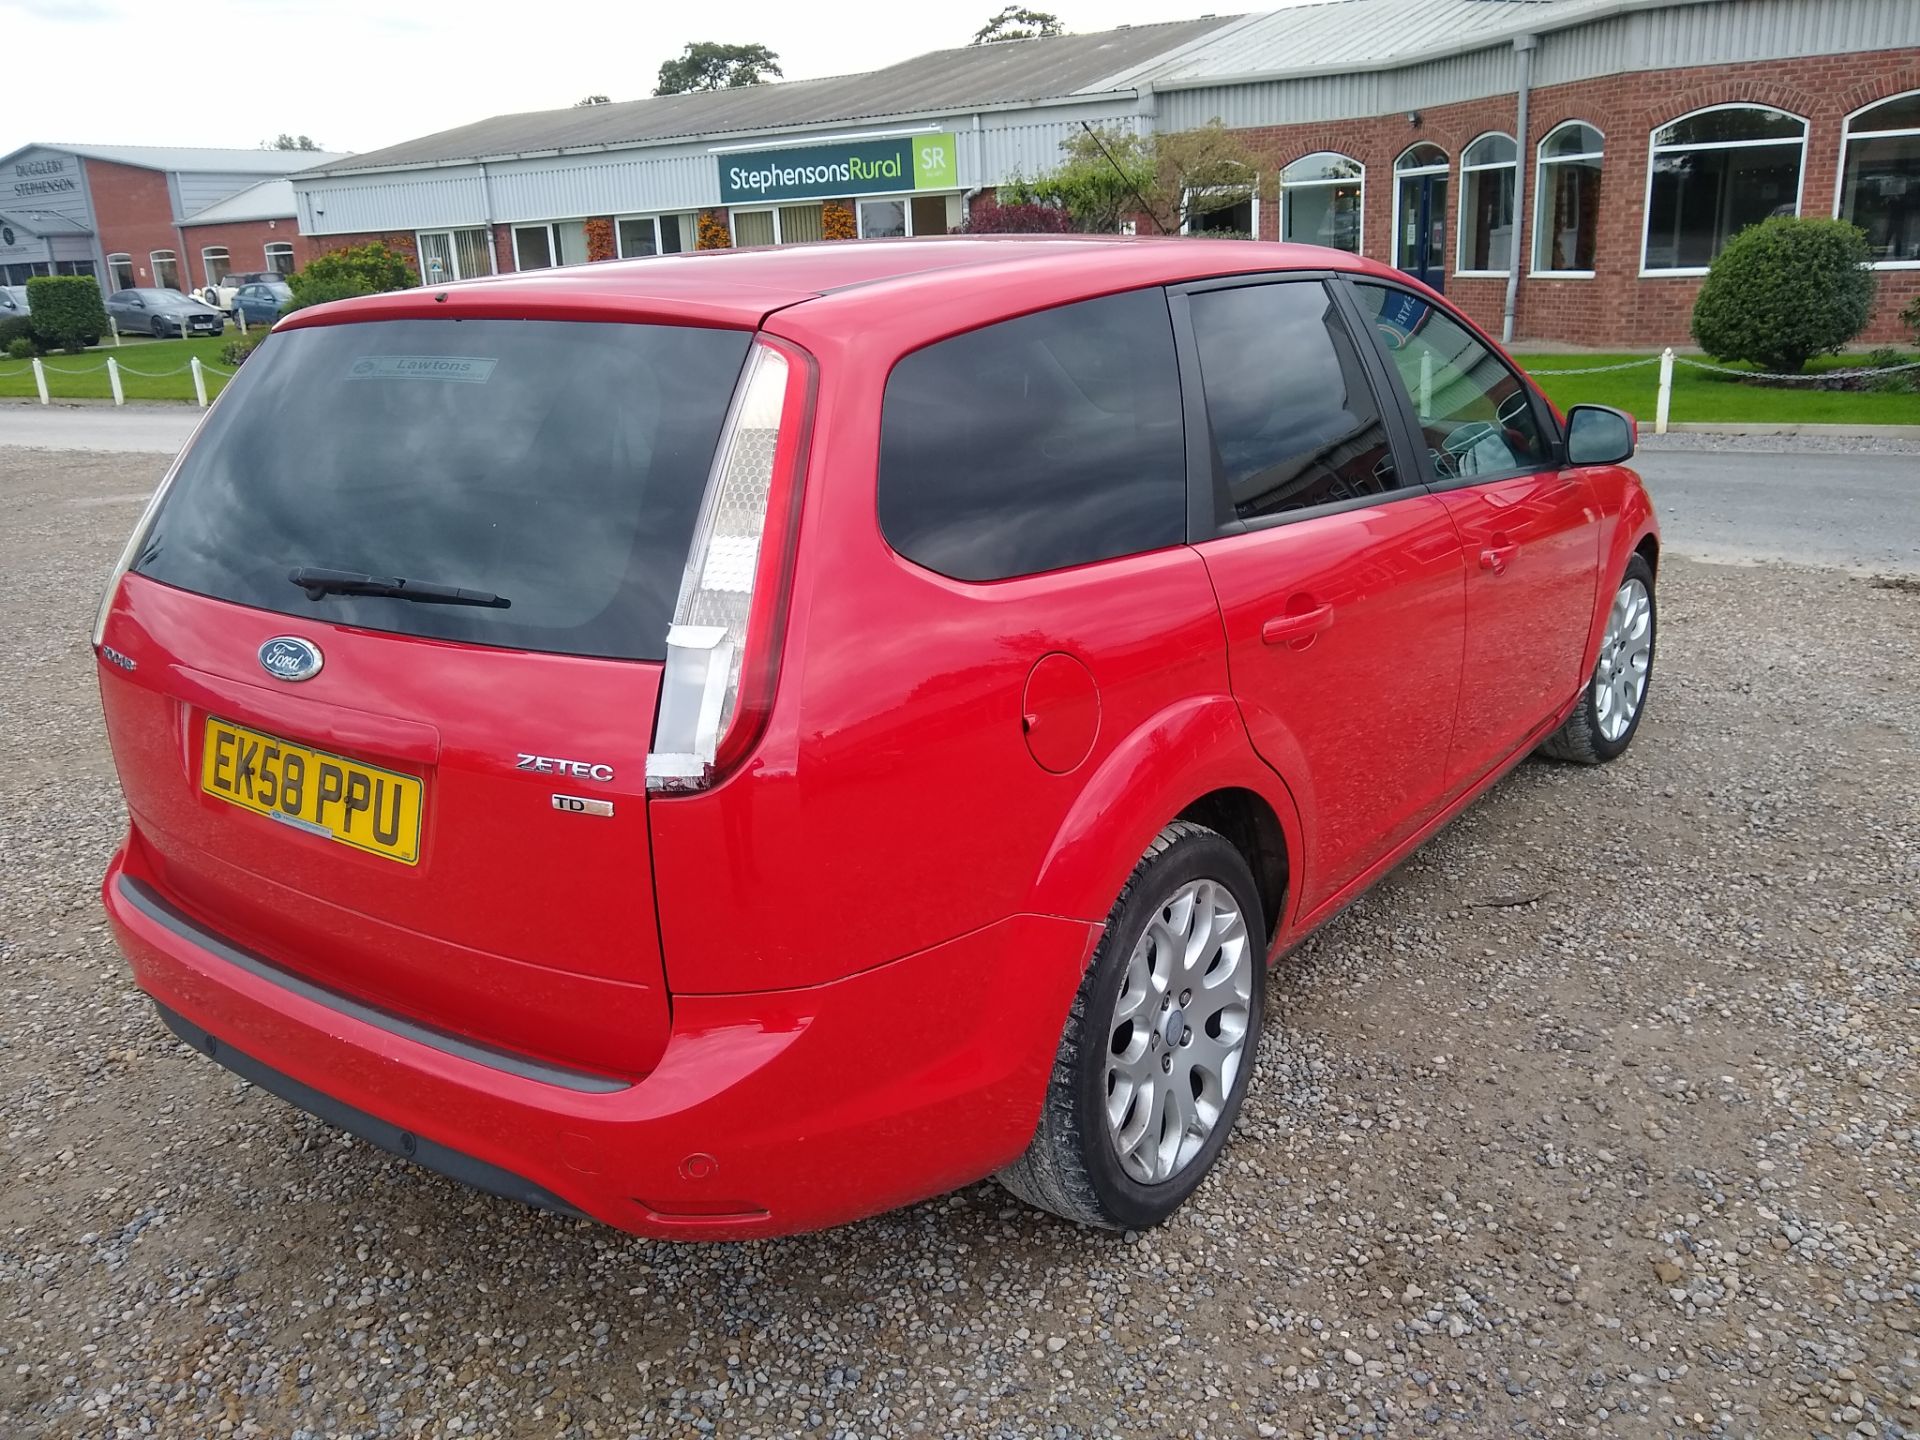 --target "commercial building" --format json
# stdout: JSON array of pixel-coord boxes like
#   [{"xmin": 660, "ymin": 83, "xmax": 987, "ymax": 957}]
[
  {"xmin": 291, "ymin": 0, "xmax": 1920, "ymax": 344},
  {"xmin": 0, "ymin": 143, "xmax": 341, "ymax": 293}
]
